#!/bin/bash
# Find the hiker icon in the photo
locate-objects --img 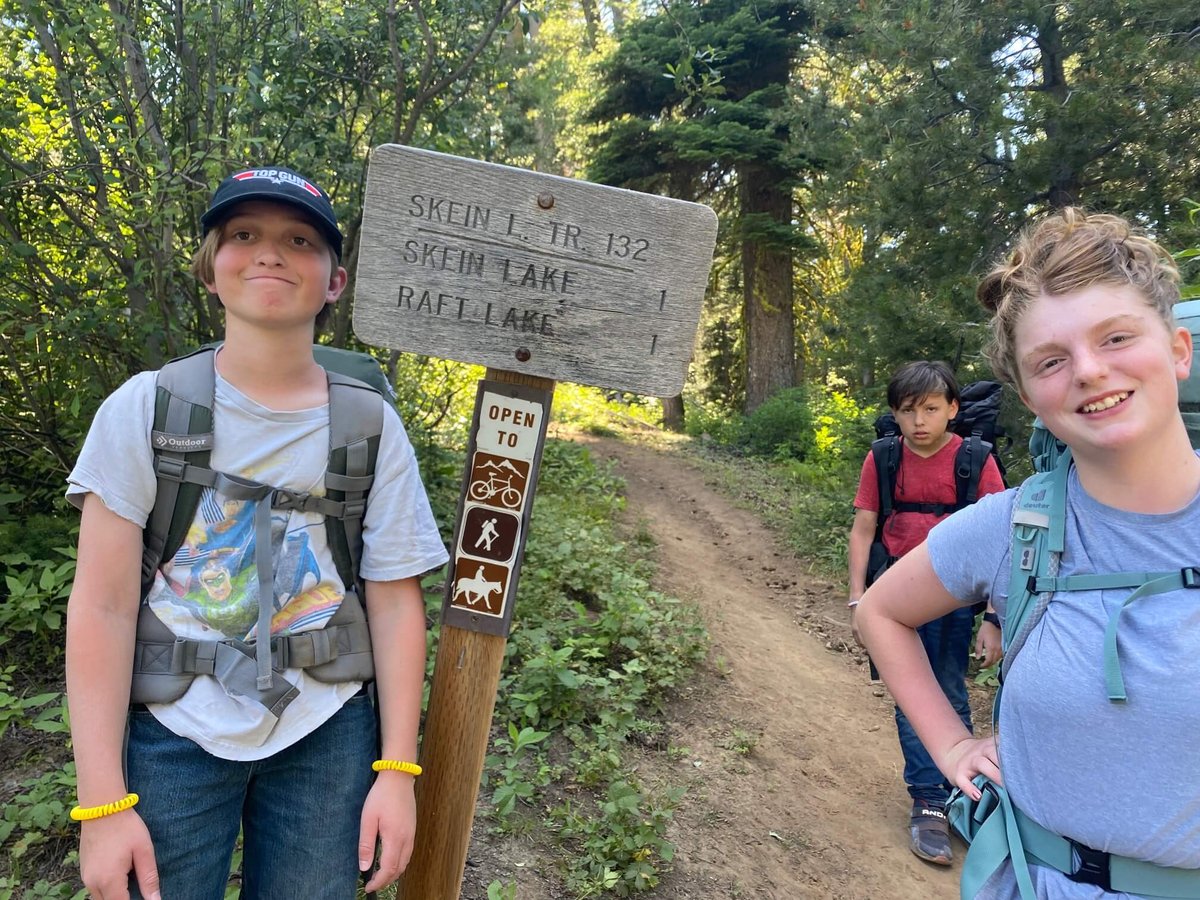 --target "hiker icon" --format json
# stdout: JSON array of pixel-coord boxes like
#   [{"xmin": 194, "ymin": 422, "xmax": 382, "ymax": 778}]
[
  {"xmin": 474, "ymin": 517, "xmax": 500, "ymax": 552},
  {"xmin": 460, "ymin": 507, "xmax": 519, "ymax": 563}
]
